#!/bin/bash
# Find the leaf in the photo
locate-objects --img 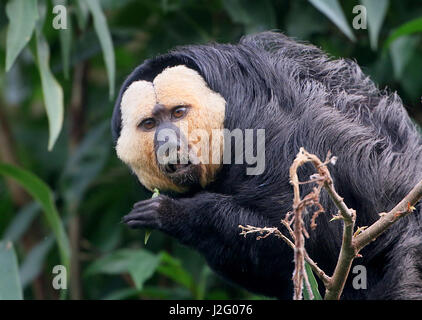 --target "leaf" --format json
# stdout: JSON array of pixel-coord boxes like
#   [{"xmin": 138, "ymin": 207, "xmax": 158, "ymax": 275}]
[
  {"xmin": 389, "ymin": 35, "xmax": 419, "ymax": 80},
  {"xmin": 399, "ymin": 49, "xmax": 422, "ymax": 101},
  {"xmin": 222, "ymin": 0, "xmax": 276, "ymax": 34},
  {"xmin": 308, "ymin": 0, "xmax": 356, "ymax": 42},
  {"xmin": 85, "ymin": 249, "xmax": 136, "ymax": 275},
  {"xmin": 384, "ymin": 17, "xmax": 422, "ymax": 48},
  {"xmin": 0, "ymin": 241, "xmax": 23, "ymax": 300},
  {"xmin": 75, "ymin": 0, "xmax": 89, "ymax": 31},
  {"xmin": 157, "ymin": 251, "xmax": 194, "ymax": 290},
  {"xmin": 152, "ymin": 188, "xmax": 160, "ymax": 198},
  {"xmin": 54, "ymin": 0, "xmax": 72, "ymax": 78},
  {"xmin": 138, "ymin": 286, "xmax": 192, "ymax": 299},
  {"xmin": 286, "ymin": 1, "xmax": 329, "ymax": 39},
  {"xmin": 302, "ymin": 262, "xmax": 322, "ymax": 300},
  {"xmin": 102, "ymin": 286, "xmax": 192, "ymax": 300},
  {"xmin": 85, "ymin": 249, "xmax": 160, "ymax": 290},
  {"xmin": 60, "ymin": 122, "xmax": 110, "ymax": 208},
  {"xmin": 19, "ymin": 237, "xmax": 54, "ymax": 289},
  {"xmin": 100, "ymin": 0, "xmax": 137, "ymax": 10},
  {"xmin": 3, "ymin": 202, "xmax": 40, "ymax": 243},
  {"xmin": 195, "ymin": 265, "xmax": 211, "ymax": 300},
  {"xmin": 5, "ymin": 0, "xmax": 38, "ymax": 72},
  {"xmin": 144, "ymin": 230, "xmax": 152, "ymax": 245},
  {"xmin": 128, "ymin": 255, "xmax": 161, "ymax": 290},
  {"xmin": 0, "ymin": 163, "xmax": 70, "ymax": 274},
  {"xmin": 103, "ymin": 288, "xmax": 141, "ymax": 300},
  {"xmin": 361, "ymin": 0, "xmax": 389, "ymax": 50},
  {"xmin": 84, "ymin": 0, "xmax": 115, "ymax": 98},
  {"xmin": 35, "ymin": 5, "xmax": 64, "ymax": 151},
  {"xmin": 144, "ymin": 188, "xmax": 160, "ymax": 245}
]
